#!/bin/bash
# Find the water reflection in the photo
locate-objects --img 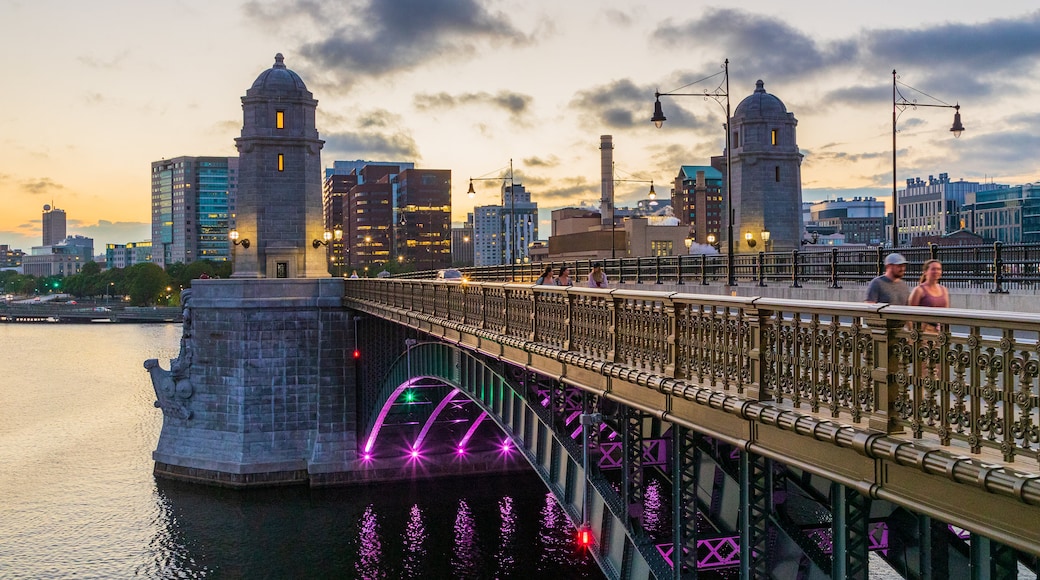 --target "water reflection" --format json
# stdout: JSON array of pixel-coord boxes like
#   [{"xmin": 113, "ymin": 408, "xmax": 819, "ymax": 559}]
[
  {"xmin": 452, "ymin": 499, "xmax": 480, "ymax": 577},
  {"xmin": 0, "ymin": 325, "xmax": 602, "ymax": 579},
  {"xmin": 401, "ymin": 504, "xmax": 427, "ymax": 577},
  {"xmin": 357, "ymin": 505, "xmax": 386, "ymax": 579},
  {"xmin": 495, "ymin": 496, "xmax": 517, "ymax": 577}
]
